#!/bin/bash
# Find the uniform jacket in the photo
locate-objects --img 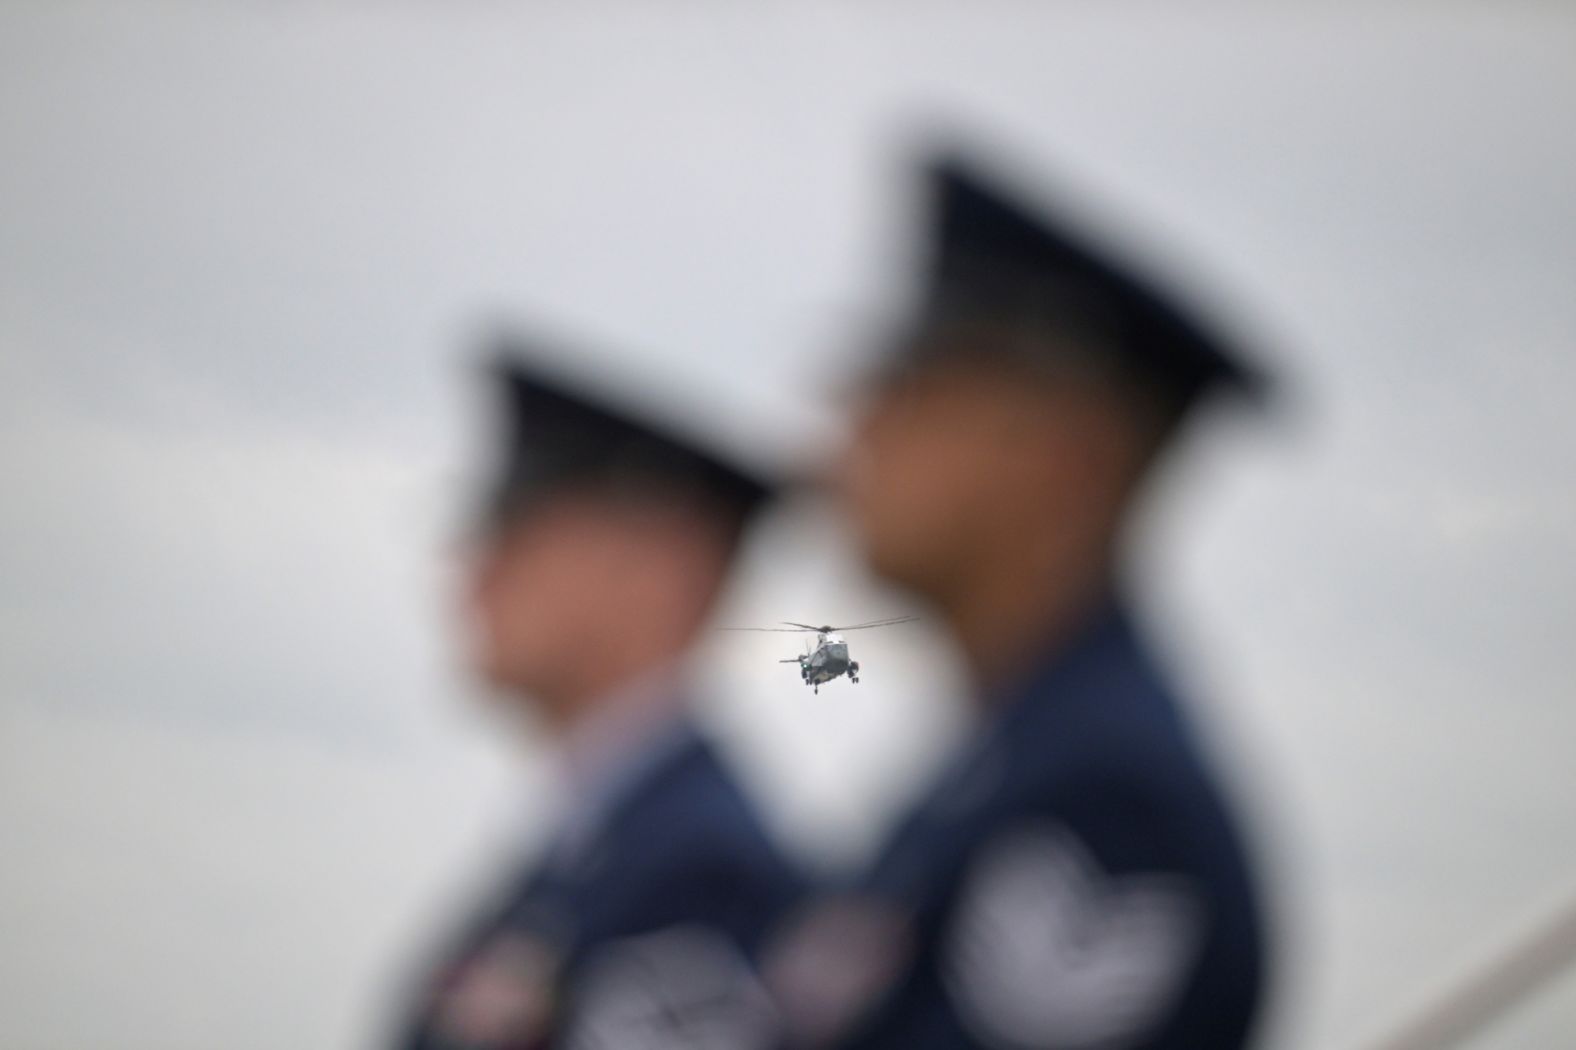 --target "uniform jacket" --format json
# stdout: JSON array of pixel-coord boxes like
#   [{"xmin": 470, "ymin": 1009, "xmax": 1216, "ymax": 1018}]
[
  {"xmin": 775, "ymin": 604, "xmax": 1266, "ymax": 1050},
  {"xmin": 399, "ymin": 721, "xmax": 803, "ymax": 1050}
]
